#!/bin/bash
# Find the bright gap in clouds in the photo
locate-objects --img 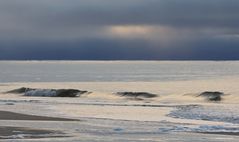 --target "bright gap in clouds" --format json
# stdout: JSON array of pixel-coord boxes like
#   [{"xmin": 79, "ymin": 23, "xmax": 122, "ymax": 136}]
[{"xmin": 107, "ymin": 25, "xmax": 196, "ymax": 47}]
